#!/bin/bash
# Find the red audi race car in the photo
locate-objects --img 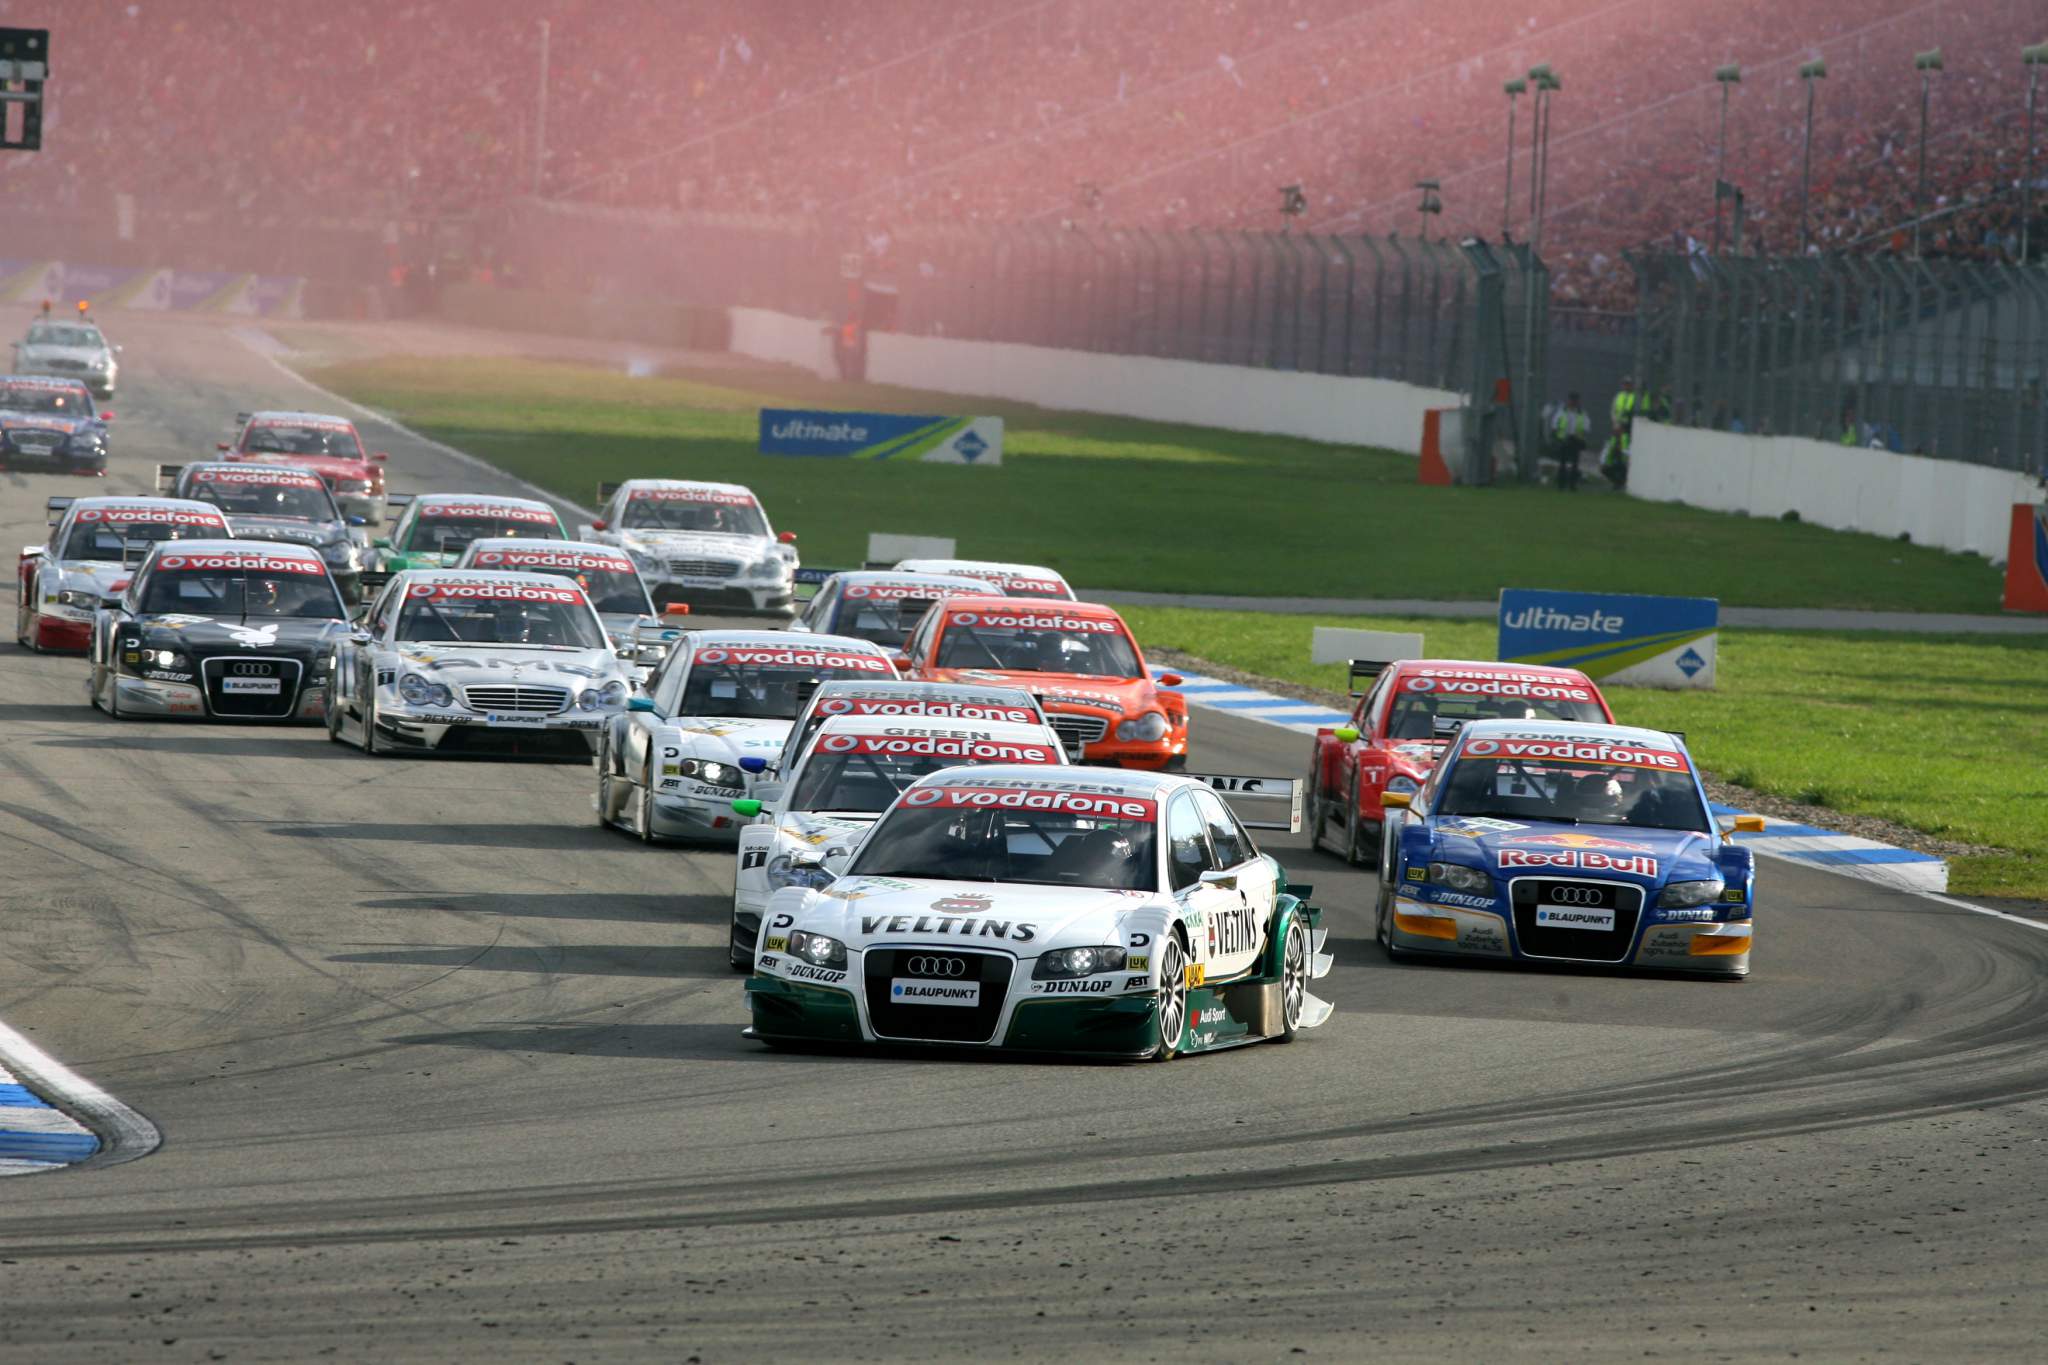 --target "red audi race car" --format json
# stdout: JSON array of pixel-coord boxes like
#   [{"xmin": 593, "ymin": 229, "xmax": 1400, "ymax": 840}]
[
  {"xmin": 17, "ymin": 495, "xmax": 231, "ymax": 652},
  {"xmin": 218, "ymin": 410, "xmax": 389, "ymax": 525},
  {"xmin": 1307, "ymin": 658, "xmax": 1613, "ymax": 865},
  {"xmin": 901, "ymin": 595, "xmax": 1187, "ymax": 768}
]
